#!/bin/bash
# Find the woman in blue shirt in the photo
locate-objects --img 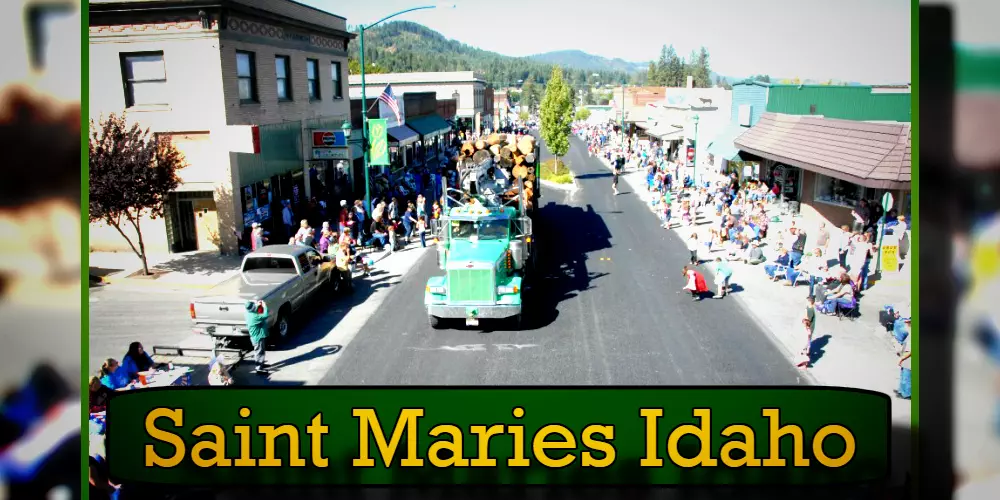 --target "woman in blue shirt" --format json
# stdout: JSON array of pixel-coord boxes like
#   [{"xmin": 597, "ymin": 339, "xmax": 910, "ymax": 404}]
[
  {"xmin": 99, "ymin": 358, "xmax": 130, "ymax": 390},
  {"xmin": 121, "ymin": 342, "xmax": 158, "ymax": 380}
]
